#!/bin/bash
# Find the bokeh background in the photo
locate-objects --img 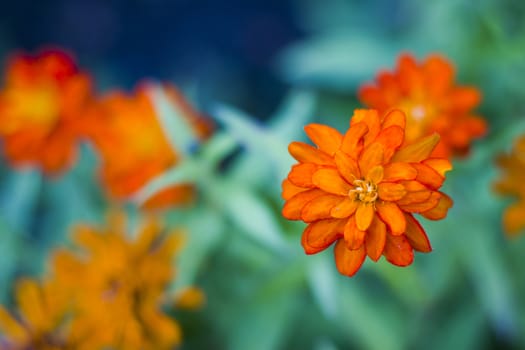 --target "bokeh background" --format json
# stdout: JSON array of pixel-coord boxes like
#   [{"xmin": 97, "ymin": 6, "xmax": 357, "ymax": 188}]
[{"xmin": 1, "ymin": 0, "xmax": 525, "ymax": 349}]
